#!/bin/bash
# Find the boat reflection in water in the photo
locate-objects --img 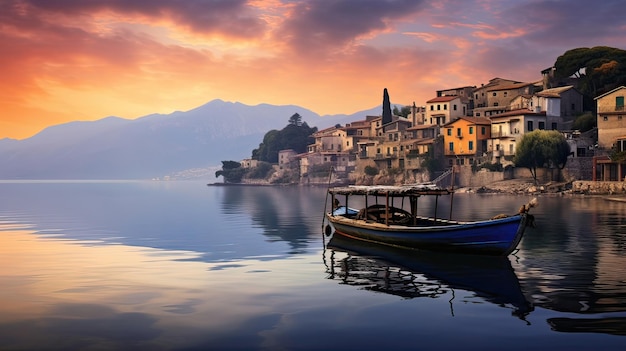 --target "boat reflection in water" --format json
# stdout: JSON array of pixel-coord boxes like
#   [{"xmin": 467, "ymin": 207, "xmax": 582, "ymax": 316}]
[{"xmin": 324, "ymin": 235, "xmax": 534, "ymax": 322}]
